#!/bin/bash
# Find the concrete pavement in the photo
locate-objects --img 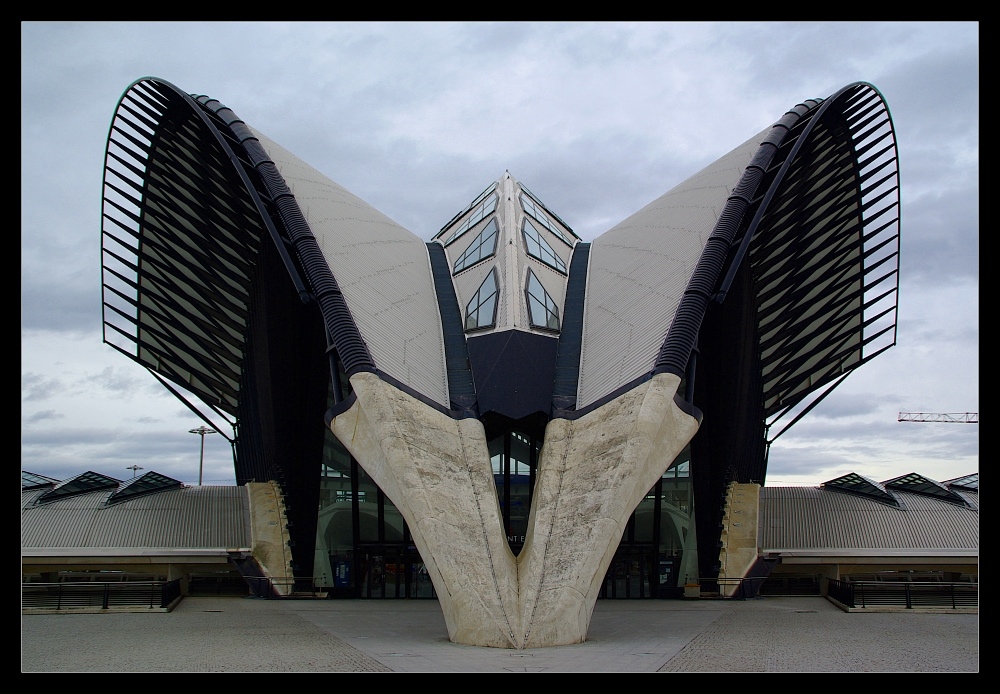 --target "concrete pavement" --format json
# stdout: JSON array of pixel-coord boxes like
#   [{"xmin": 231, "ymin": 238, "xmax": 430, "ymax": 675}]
[{"xmin": 21, "ymin": 595, "xmax": 978, "ymax": 673}]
